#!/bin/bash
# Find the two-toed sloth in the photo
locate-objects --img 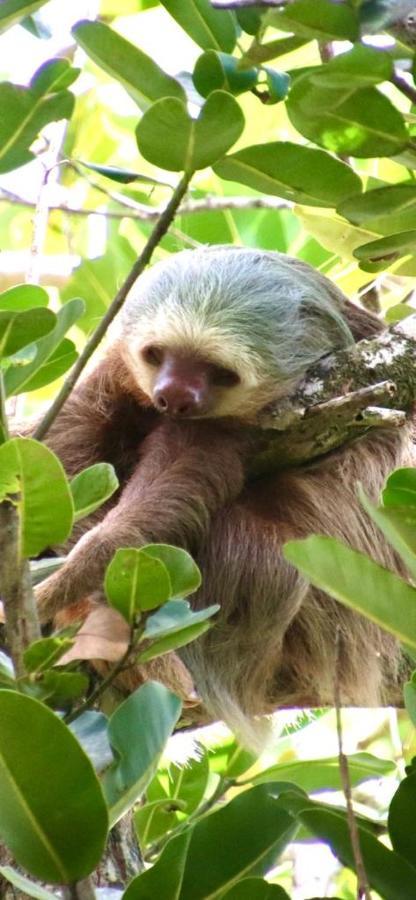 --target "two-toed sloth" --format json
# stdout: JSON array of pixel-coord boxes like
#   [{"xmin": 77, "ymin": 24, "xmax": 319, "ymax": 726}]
[{"xmin": 35, "ymin": 246, "xmax": 412, "ymax": 745}]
